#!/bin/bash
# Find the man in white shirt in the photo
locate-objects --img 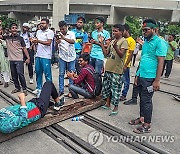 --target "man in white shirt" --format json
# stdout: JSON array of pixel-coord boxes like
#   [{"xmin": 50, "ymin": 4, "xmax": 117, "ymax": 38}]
[
  {"xmin": 56, "ymin": 21, "xmax": 76, "ymax": 96},
  {"xmin": 21, "ymin": 23, "xmax": 34, "ymax": 84},
  {"xmin": 32, "ymin": 18, "xmax": 54, "ymax": 96}
]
